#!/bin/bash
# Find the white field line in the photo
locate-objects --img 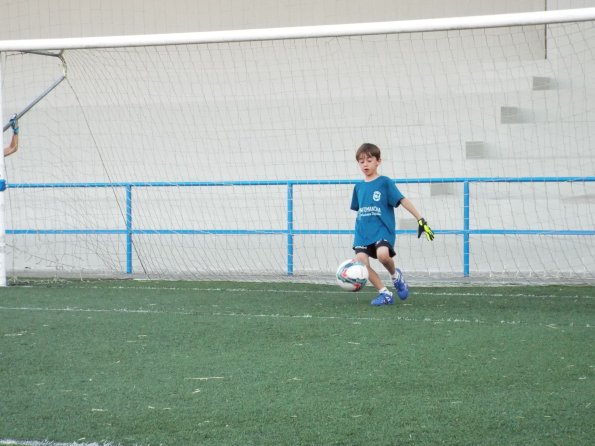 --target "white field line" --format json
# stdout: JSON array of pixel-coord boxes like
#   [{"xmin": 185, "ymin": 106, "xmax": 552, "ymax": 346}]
[
  {"xmin": 13, "ymin": 284, "xmax": 595, "ymax": 299},
  {"xmin": 0, "ymin": 305, "xmax": 592, "ymax": 327},
  {"xmin": 423, "ymin": 291, "xmax": 595, "ymax": 299},
  {"xmin": 0, "ymin": 305, "xmax": 481, "ymax": 324},
  {"xmin": 0, "ymin": 440, "xmax": 126, "ymax": 446},
  {"xmin": 1, "ymin": 287, "xmax": 592, "ymax": 327}
]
